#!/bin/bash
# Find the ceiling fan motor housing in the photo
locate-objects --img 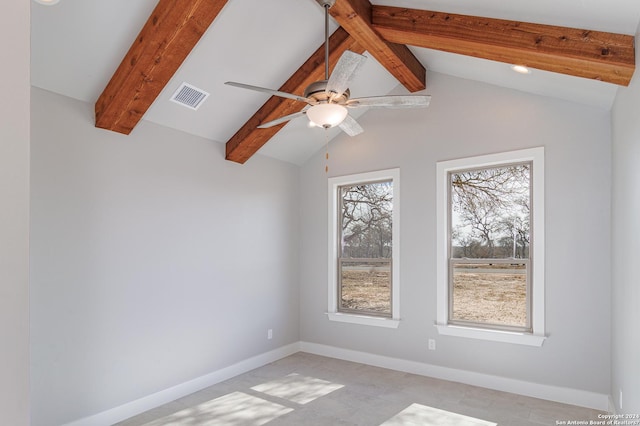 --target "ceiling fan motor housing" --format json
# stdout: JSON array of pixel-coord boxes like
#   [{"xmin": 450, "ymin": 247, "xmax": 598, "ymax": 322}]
[{"xmin": 304, "ymin": 80, "xmax": 350, "ymax": 104}]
